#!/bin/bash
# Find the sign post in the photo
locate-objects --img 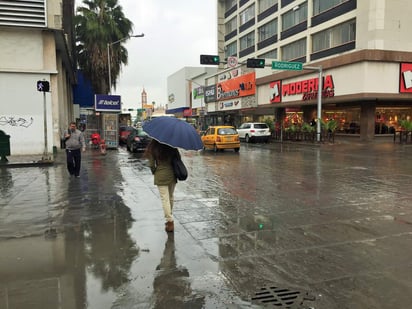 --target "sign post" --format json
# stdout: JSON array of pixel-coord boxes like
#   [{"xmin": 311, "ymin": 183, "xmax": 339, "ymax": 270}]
[{"xmin": 37, "ymin": 80, "xmax": 51, "ymax": 161}]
